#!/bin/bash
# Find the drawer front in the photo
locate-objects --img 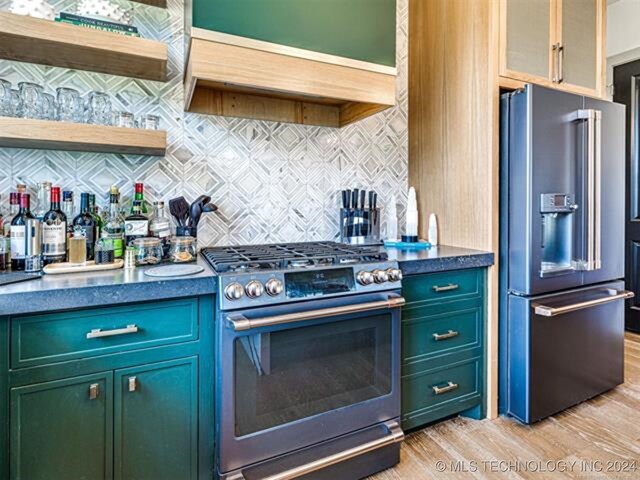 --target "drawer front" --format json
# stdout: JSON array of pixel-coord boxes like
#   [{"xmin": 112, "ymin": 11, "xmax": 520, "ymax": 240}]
[
  {"xmin": 402, "ymin": 269, "xmax": 483, "ymax": 306},
  {"xmin": 11, "ymin": 298, "xmax": 199, "ymax": 369},
  {"xmin": 402, "ymin": 358, "xmax": 481, "ymax": 422},
  {"xmin": 402, "ymin": 306, "xmax": 482, "ymax": 365}
]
